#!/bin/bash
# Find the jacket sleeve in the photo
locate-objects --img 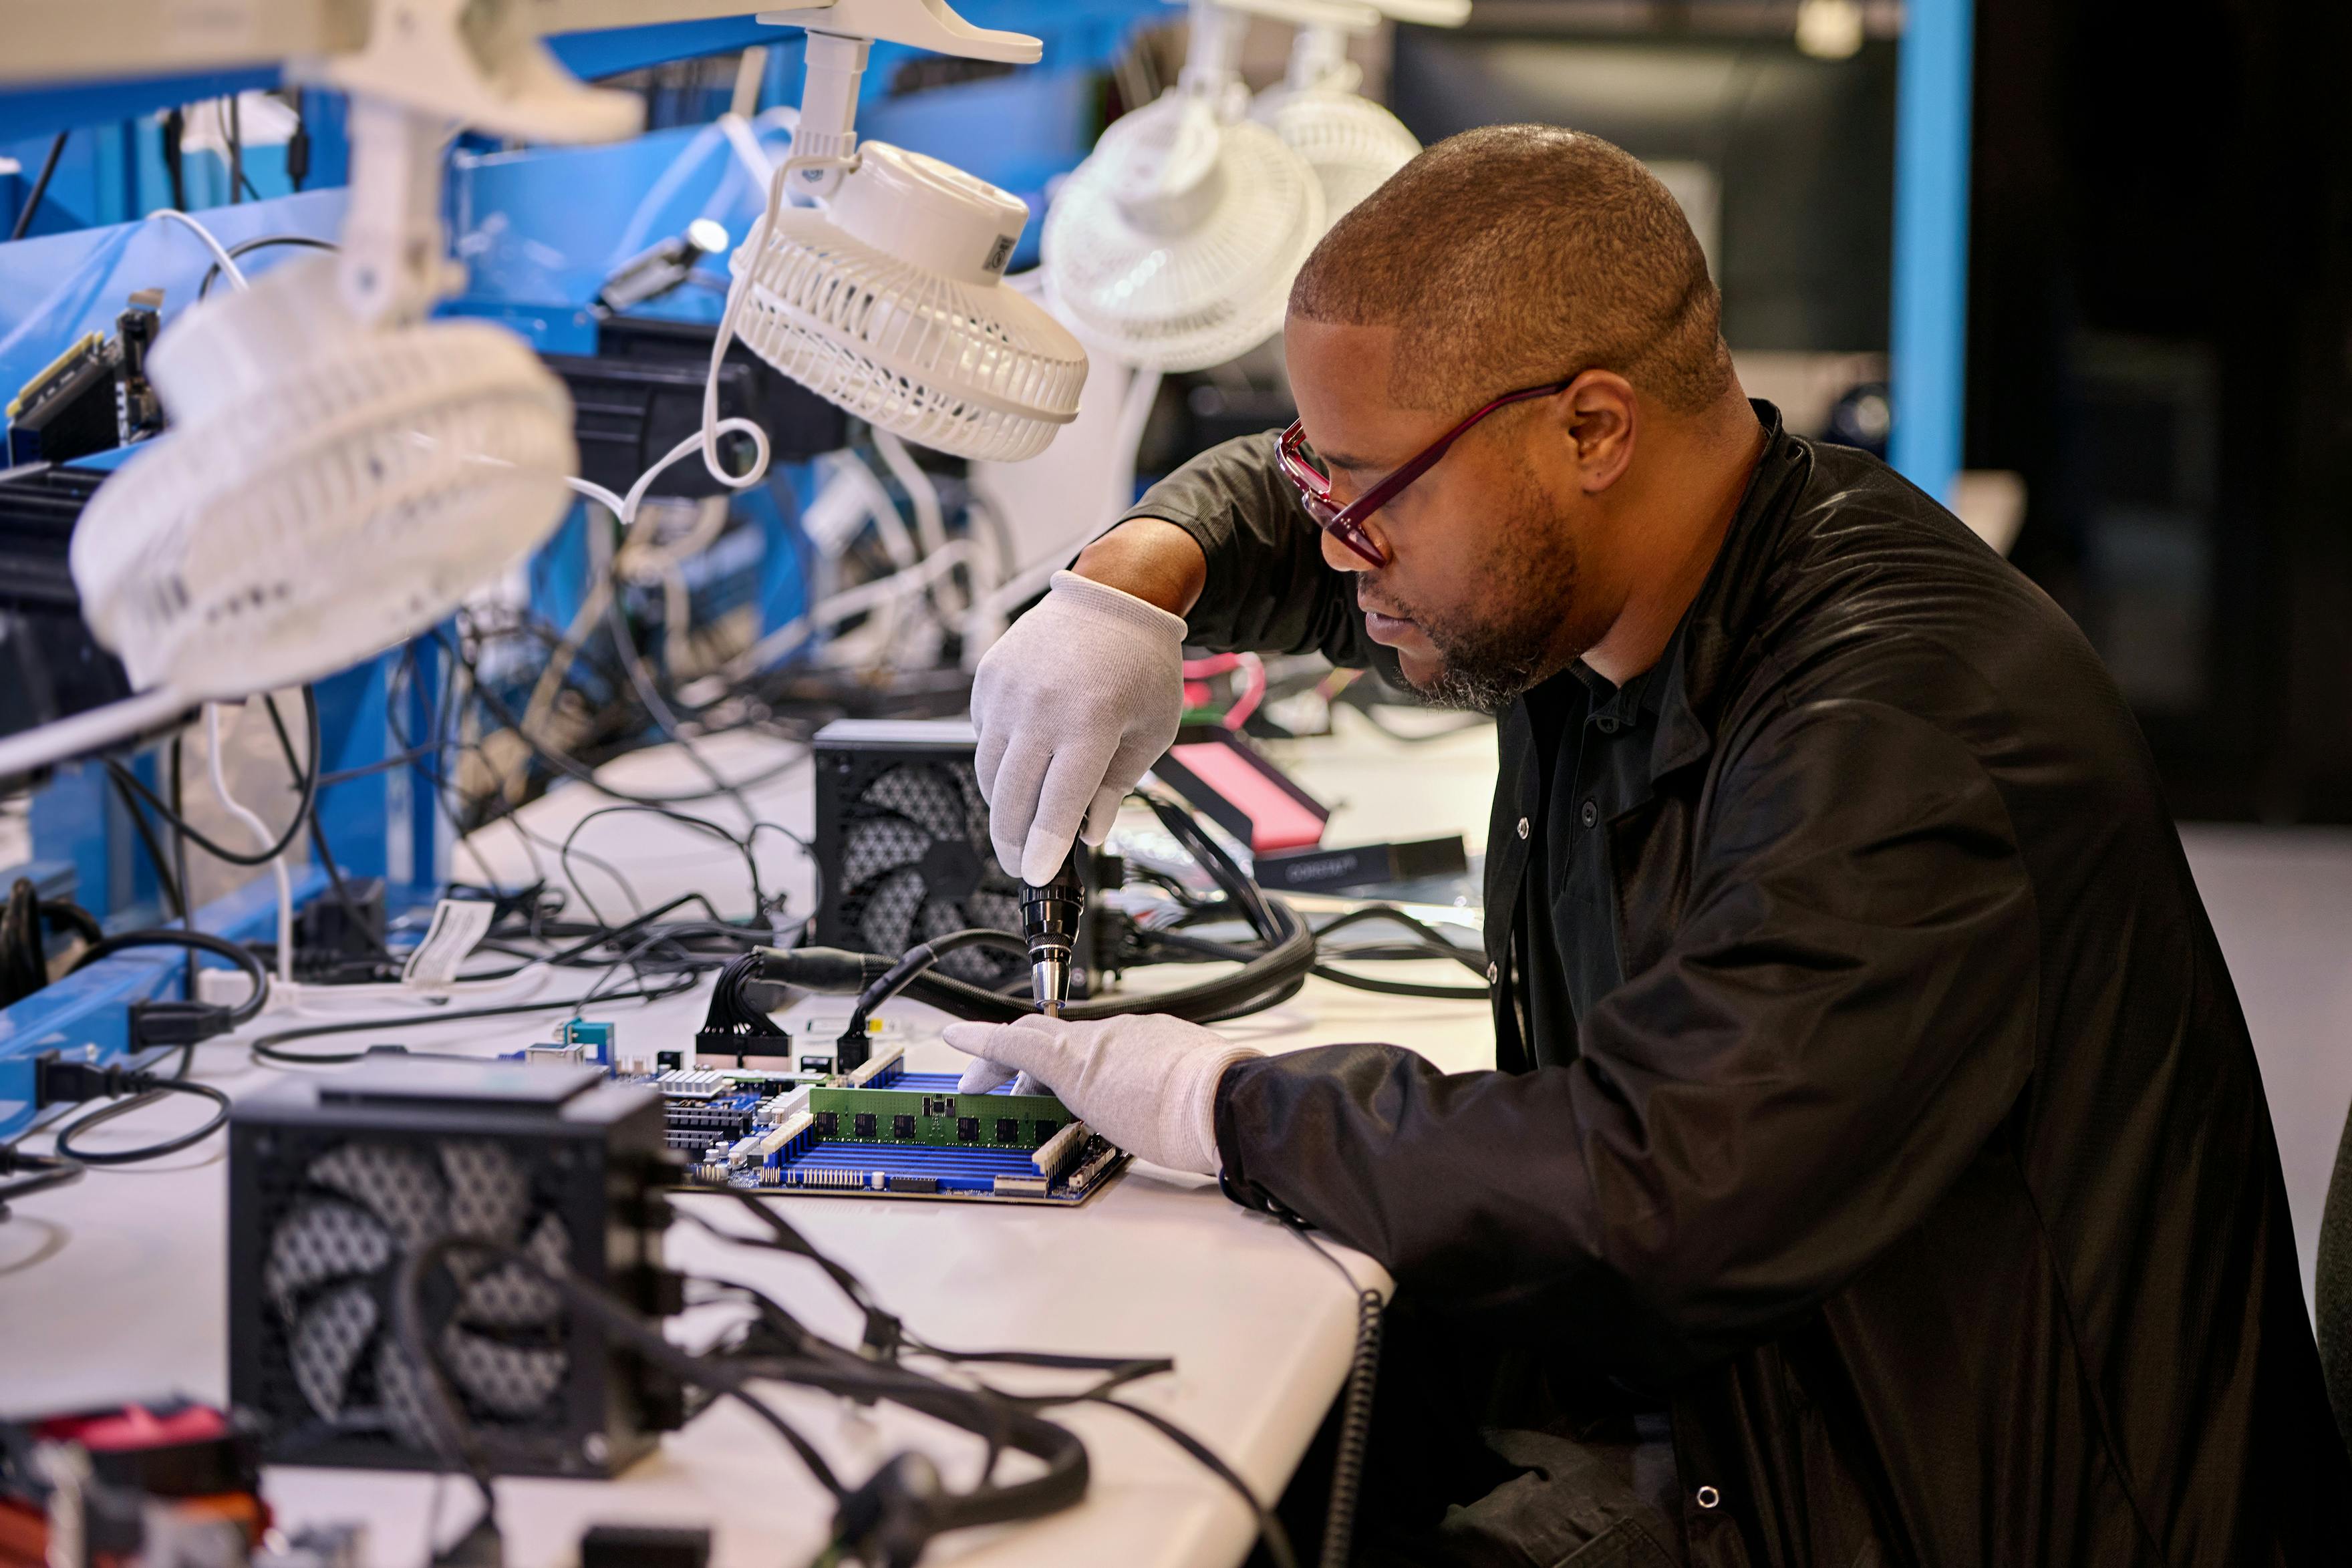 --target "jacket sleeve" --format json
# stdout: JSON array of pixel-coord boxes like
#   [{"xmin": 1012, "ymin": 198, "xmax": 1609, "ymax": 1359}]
[
  {"xmin": 1213, "ymin": 697, "xmax": 2041, "ymax": 1382},
  {"xmin": 1119, "ymin": 432, "xmax": 1396, "ymax": 674}
]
